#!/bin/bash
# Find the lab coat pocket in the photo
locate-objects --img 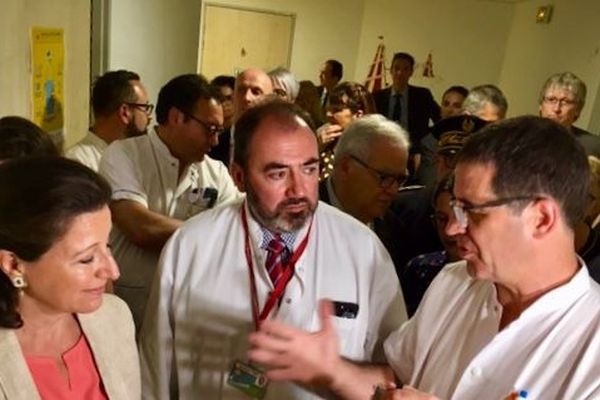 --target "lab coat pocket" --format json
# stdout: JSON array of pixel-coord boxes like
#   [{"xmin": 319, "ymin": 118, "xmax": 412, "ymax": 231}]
[{"xmin": 331, "ymin": 316, "xmax": 363, "ymax": 360}]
